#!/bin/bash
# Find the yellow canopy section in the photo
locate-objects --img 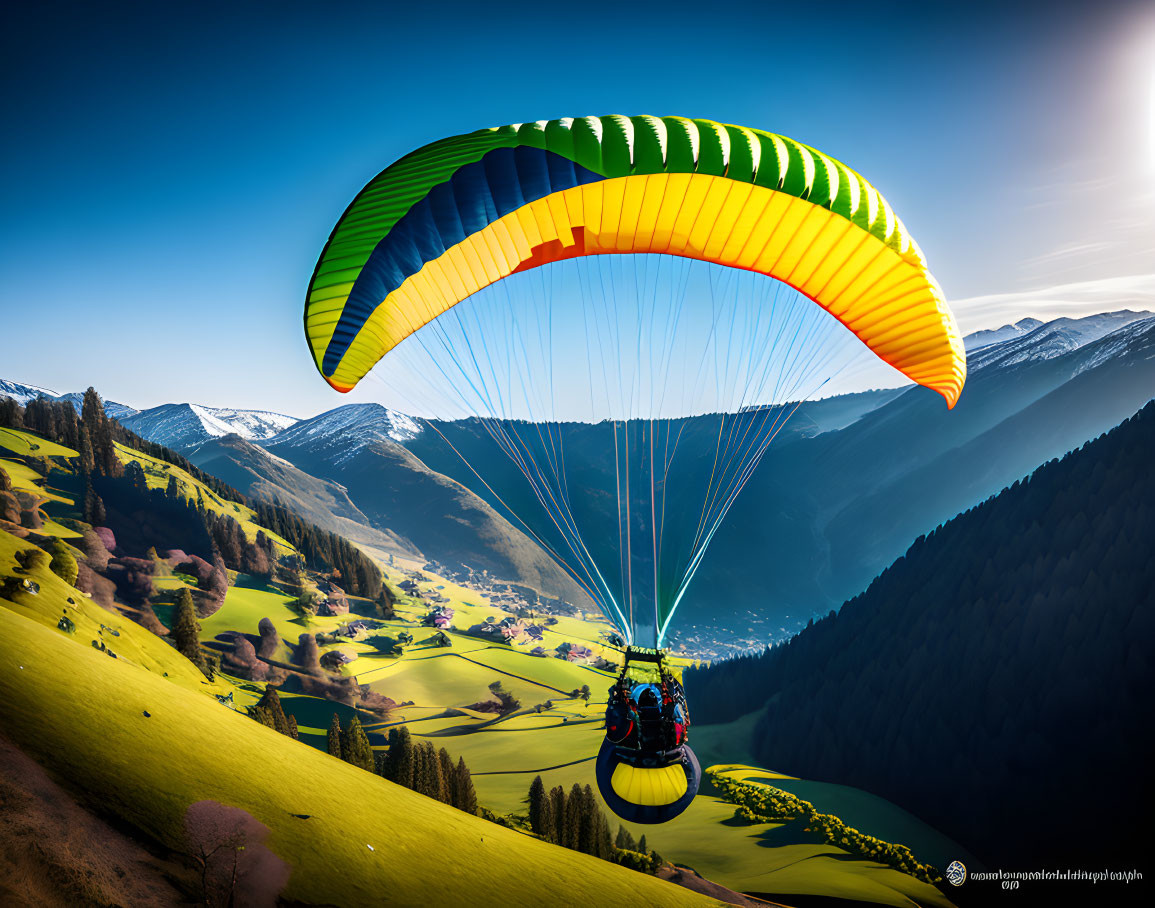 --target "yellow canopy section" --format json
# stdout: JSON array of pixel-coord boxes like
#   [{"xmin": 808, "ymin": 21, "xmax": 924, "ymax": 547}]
[{"xmin": 324, "ymin": 172, "xmax": 965, "ymax": 407}]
